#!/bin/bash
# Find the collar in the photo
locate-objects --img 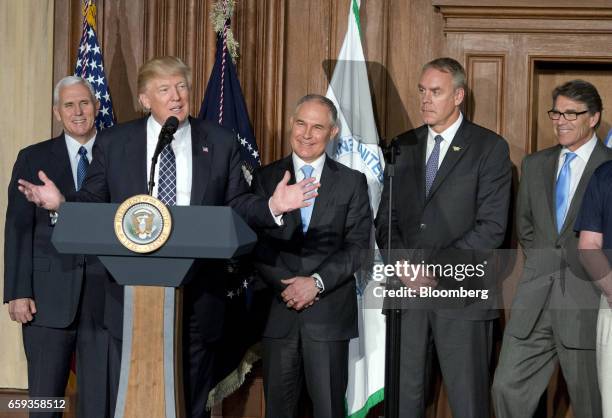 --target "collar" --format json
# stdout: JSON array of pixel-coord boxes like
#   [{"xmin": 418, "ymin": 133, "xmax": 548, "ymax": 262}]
[
  {"xmin": 560, "ymin": 133, "xmax": 598, "ymax": 163},
  {"xmin": 292, "ymin": 152, "xmax": 326, "ymax": 176},
  {"xmin": 147, "ymin": 115, "xmax": 191, "ymax": 147},
  {"xmin": 64, "ymin": 132, "xmax": 96, "ymax": 159},
  {"xmin": 427, "ymin": 112, "xmax": 464, "ymax": 143}
]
